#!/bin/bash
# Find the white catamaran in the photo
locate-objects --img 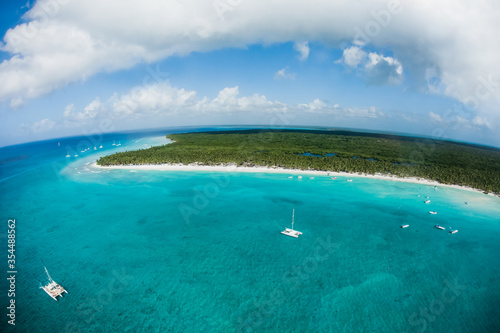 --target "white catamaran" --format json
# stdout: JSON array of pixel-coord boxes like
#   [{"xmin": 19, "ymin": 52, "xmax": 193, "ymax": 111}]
[
  {"xmin": 281, "ymin": 209, "xmax": 303, "ymax": 238},
  {"xmin": 40, "ymin": 266, "xmax": 68, "ymax": 301}
]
